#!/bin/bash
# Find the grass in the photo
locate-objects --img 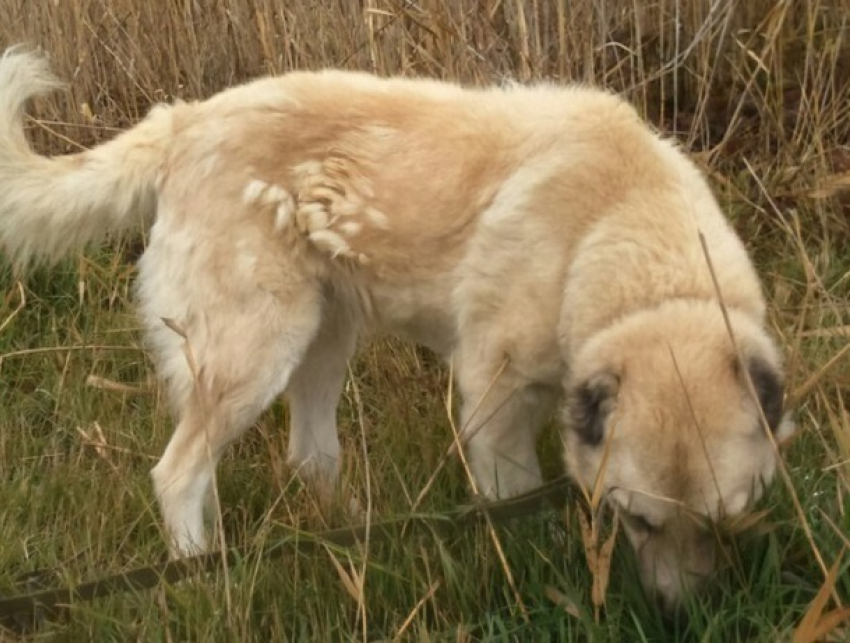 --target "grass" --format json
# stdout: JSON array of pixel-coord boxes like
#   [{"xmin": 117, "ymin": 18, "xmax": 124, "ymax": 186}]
[{"xmin": 0, "ymin": 0, "xmax": 848, "ymax": 640}]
